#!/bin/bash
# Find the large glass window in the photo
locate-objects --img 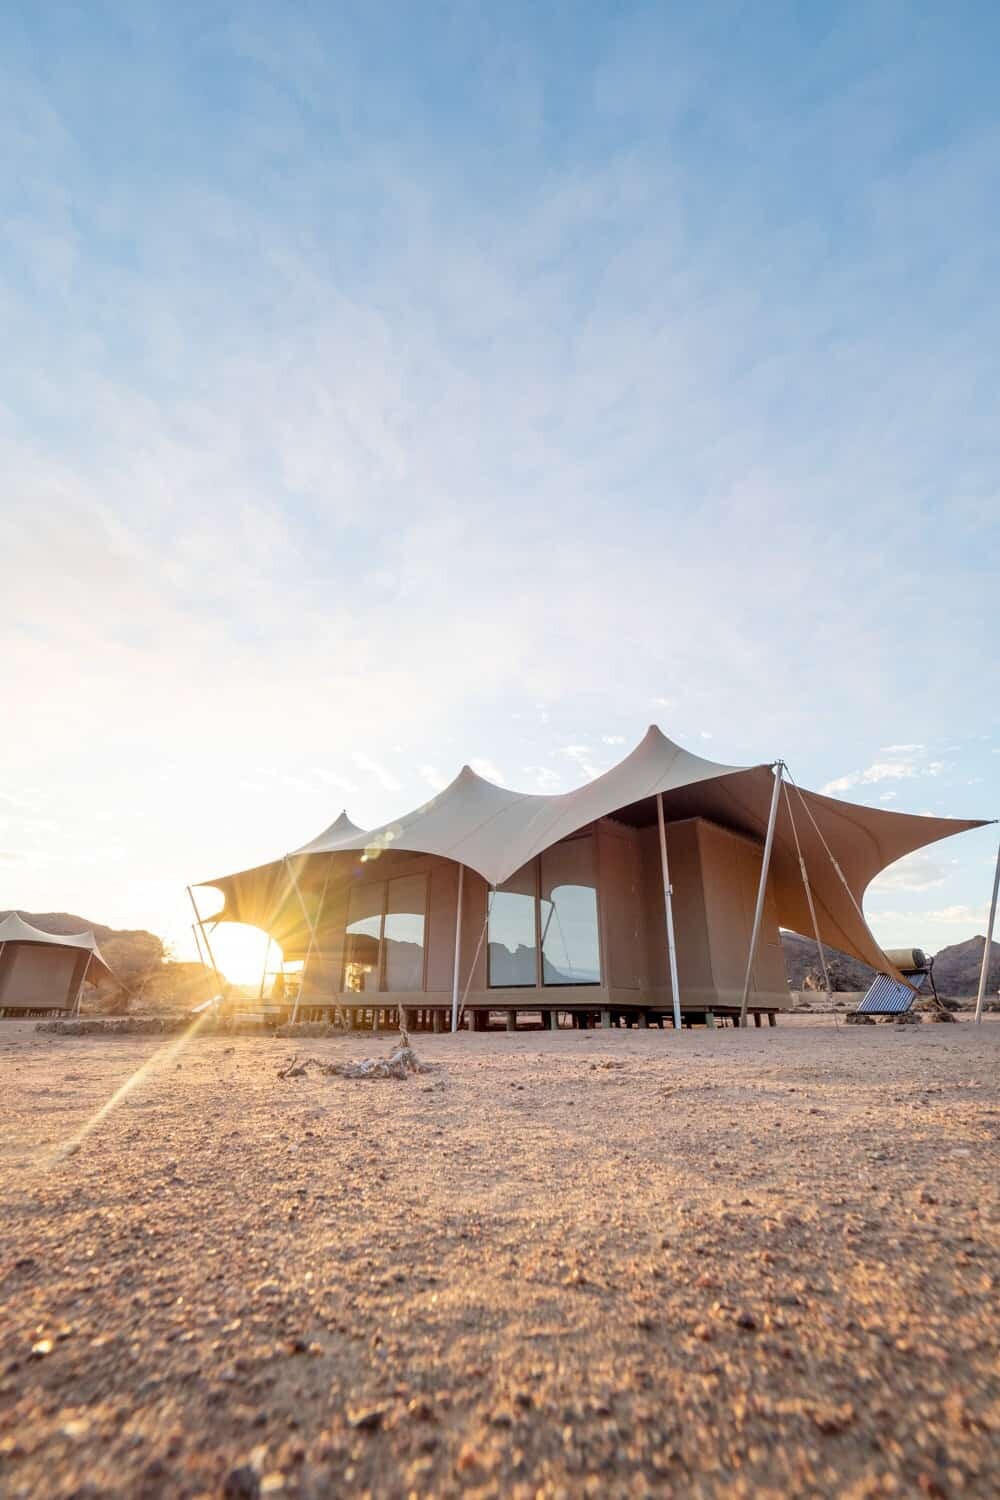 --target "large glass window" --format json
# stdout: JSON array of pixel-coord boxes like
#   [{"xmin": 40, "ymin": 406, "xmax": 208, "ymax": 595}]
[
  {"xmin": 541, "ymin": 837, "xmax": 601, "ymax": 985},
  {"xmin": 487, "ymin": 838, "xmax": 602, "ymax": 988},
  {"xmin": 383, "ymin": 875, "xmax": 427, "ymax": 991},
  {"xmin": 342, "ymin": 875, "xmax": 427, "ymax": 993},
  {"xmin": 343, "ymin": 883, "xmax": 383, "ymax": 993},
  {"xmin": 488, "ymin": 864, "xmax": 538, "ymax": 987}
]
